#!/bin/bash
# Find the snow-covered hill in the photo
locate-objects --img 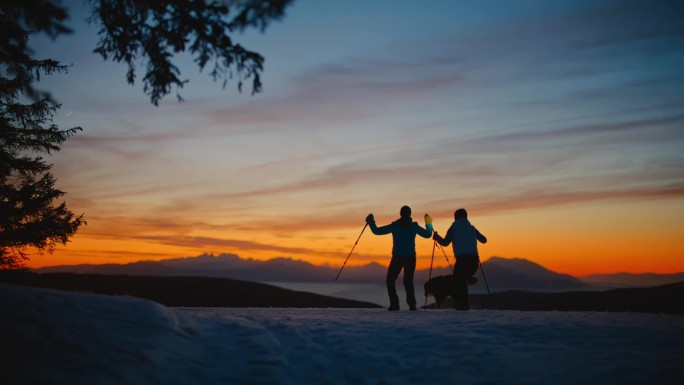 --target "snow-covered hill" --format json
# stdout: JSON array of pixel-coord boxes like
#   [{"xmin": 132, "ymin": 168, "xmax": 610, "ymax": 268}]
[{"xmin": 2, "ymin": 283, "xmax": 682, "ymax": 384}]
